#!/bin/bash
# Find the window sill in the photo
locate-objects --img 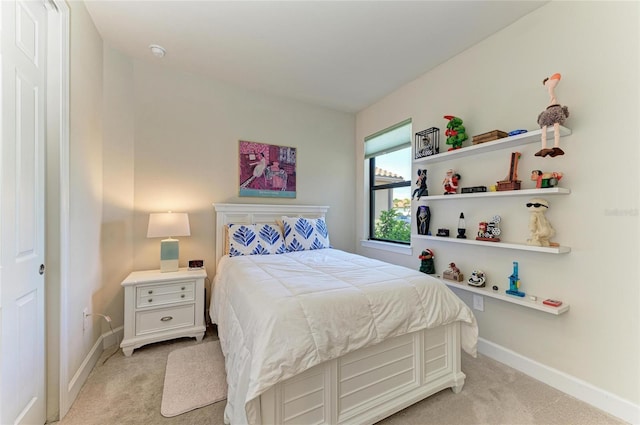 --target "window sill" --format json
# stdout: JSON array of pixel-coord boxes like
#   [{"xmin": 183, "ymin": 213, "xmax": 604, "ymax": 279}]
[{"xmin": 360, "ymin": 240, "xmax": 413, "ymax": 256}]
